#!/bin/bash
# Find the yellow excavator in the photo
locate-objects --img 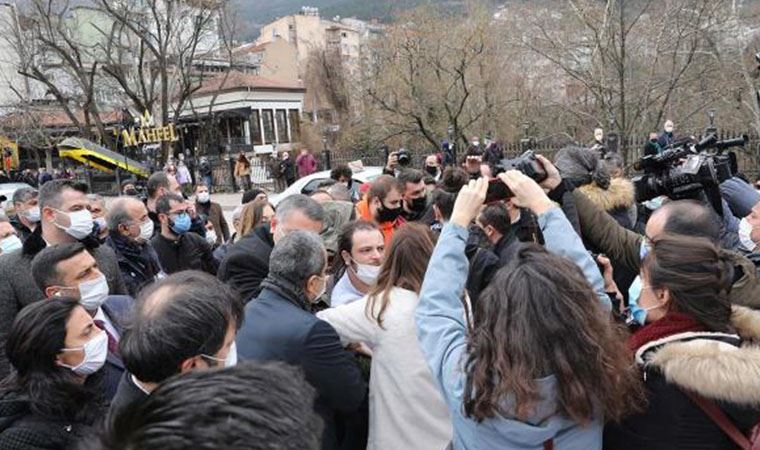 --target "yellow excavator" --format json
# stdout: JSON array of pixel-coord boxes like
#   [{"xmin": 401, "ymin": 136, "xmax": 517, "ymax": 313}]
[{"xmin": 57, "ymin": 137, "xmax": 150, "ymax": 178}]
